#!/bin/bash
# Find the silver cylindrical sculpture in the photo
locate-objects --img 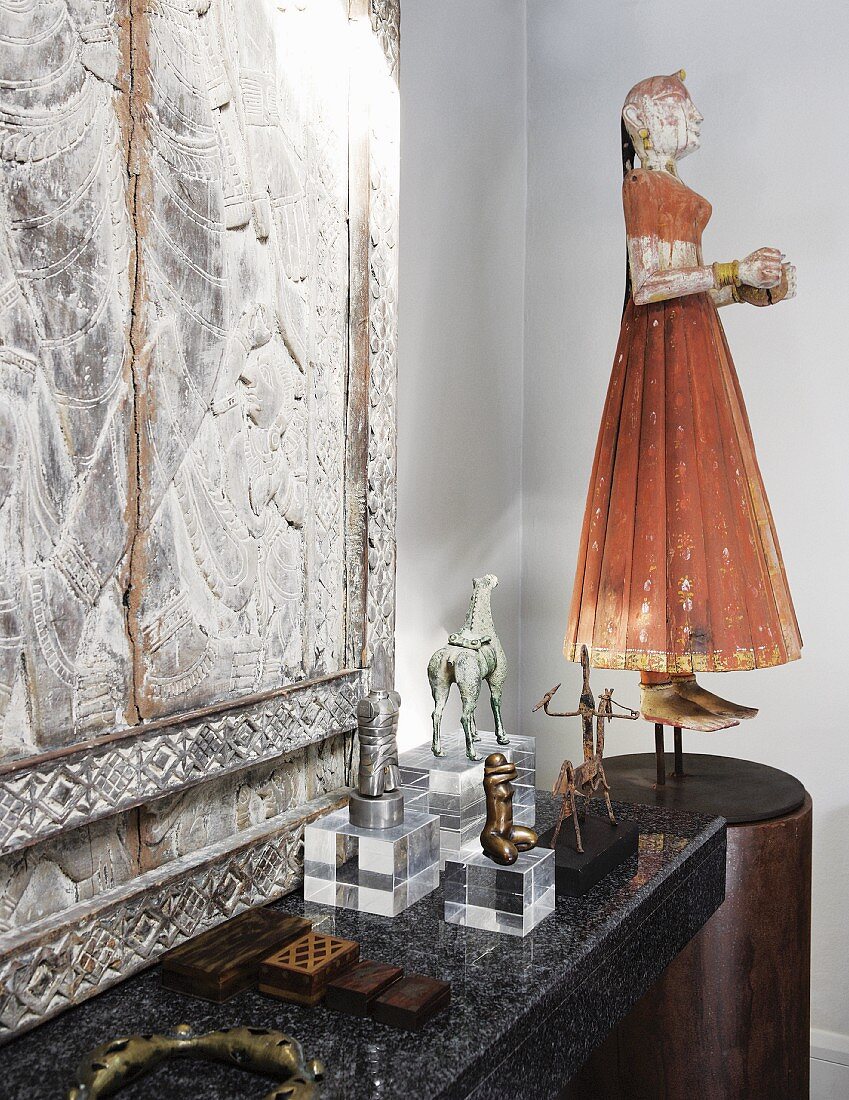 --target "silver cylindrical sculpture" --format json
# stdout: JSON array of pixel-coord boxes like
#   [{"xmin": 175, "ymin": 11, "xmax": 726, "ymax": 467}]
[{"xmin": 348, "ymin": 689, "xmax": 404, "ymax": 829}]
